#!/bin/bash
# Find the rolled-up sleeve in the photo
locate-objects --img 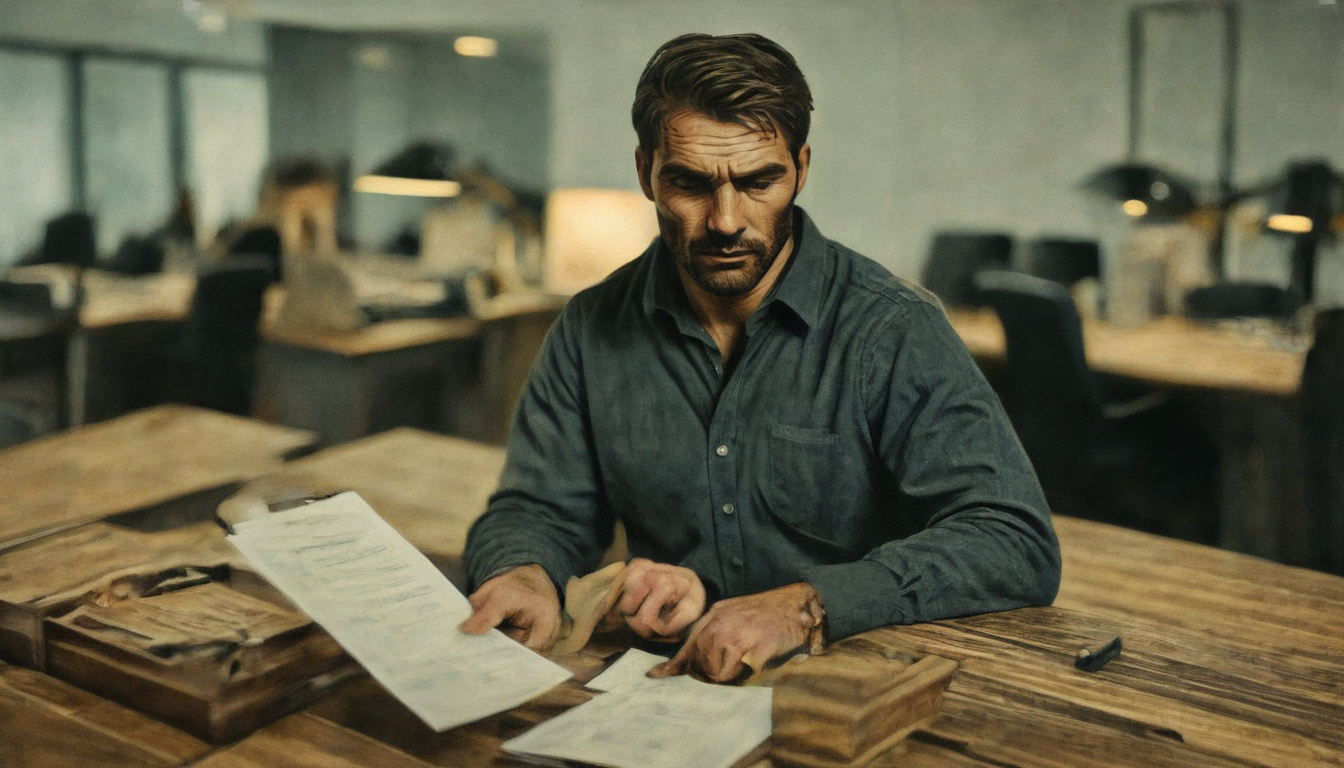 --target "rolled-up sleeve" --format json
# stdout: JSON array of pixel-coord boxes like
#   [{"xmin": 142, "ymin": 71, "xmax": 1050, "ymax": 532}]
[
  {"xmin": 463, "ymin": 302, "xmax": 614, "ymax": 595},
  {"xmin": 802, "ymin": 301, "xmax": 1061, "ymax": 639}
]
